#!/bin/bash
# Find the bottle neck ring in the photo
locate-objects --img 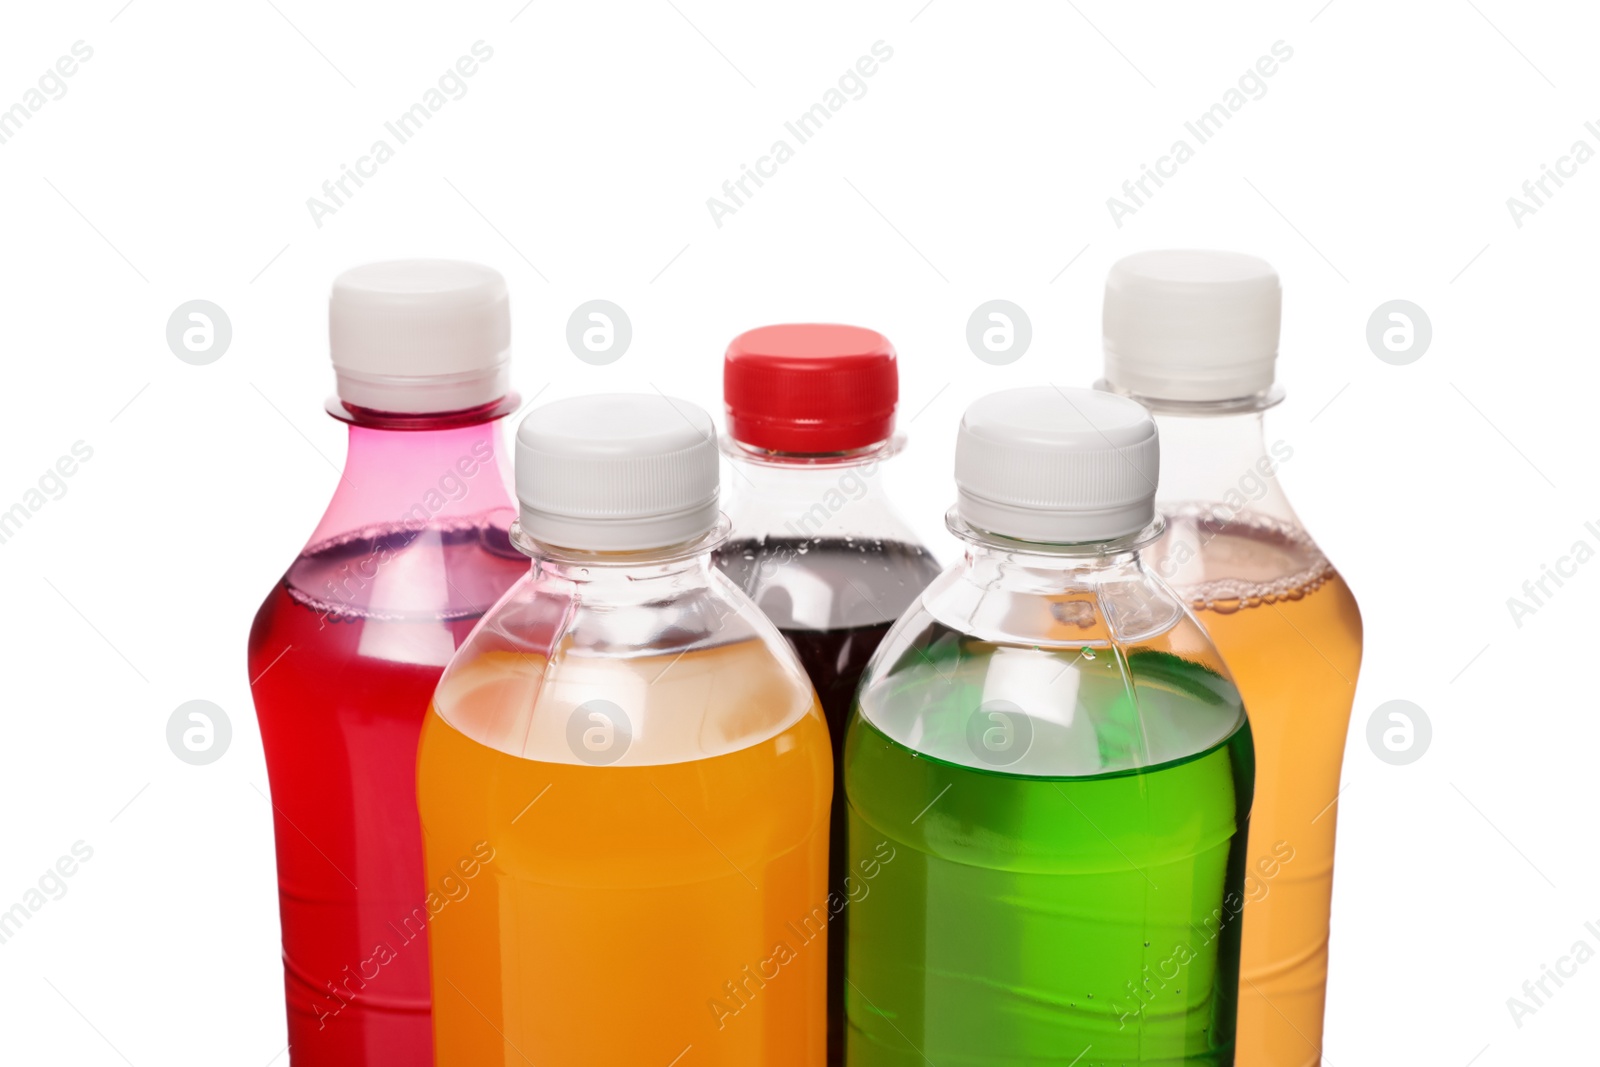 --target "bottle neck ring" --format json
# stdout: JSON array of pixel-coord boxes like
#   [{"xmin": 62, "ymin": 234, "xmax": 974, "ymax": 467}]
[
  {"xmin": 1094, "ymin": 379, "xmax": 1284, "ymax": 416},
  {"xmin": 720, "ymin": 434, "xmax": 904, "ymax": 470},
  {"xmin": 324, "ymin": 392, "xmax": 522, "ymax": 431},
  {"xmin": 509, "ymin": 514, "xmax": 732, "ymax": 573},
  {"xmin": 945, "ymin": 506, "xmax": 1166, "ymax": 563}
]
